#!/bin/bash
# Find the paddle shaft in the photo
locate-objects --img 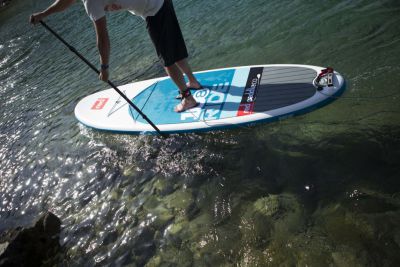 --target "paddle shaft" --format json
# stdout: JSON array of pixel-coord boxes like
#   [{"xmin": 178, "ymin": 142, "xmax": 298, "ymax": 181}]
[{"xmin": 39, "ymin": 21, "xmax": 165, "ymax": 137}]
